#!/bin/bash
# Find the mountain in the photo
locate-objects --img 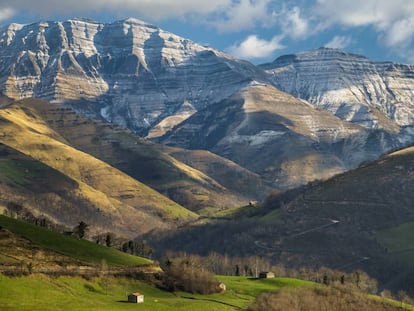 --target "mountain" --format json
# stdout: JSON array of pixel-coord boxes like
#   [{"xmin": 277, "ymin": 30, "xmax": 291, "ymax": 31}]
[
  {"xmin": 19, "ymin": 97, "xmax": 268, "ymax": 210},
  {"xmin": 261, "ymin": 47, "xmax": 414, "ymax": 134},
  {"xmin": 0, "ymin": 20, "xmax": 413, "ymax": 190},
  {"xmin": 0, "ymin": 96, "xmax": 273, "ymax": 237},
  {"xmin": 150, "ymin": 144, "xmax": 414, "ymax": 294},
  {"xmin": 0, "ymin": 18, "xmax": 266, "ymax": 136},
  {"xmin": 159, "ymin": 83, "xmax": 404, "ymax": 188}
]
